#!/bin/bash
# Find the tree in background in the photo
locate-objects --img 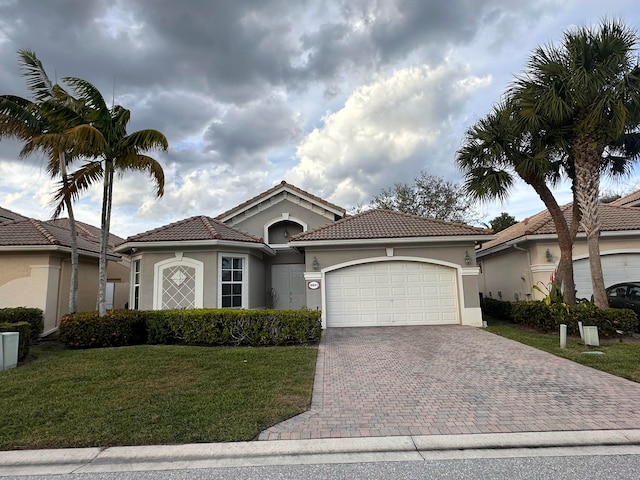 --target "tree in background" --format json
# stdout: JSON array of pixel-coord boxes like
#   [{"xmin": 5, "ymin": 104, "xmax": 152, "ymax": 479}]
[
  {"xmin": 489, "ymin": 212, "xmax": 518, "ymax": 233},
  {"xmin": 0, "ymin": 50, "xmax": 102, "ymax": 313},
  {"xmin": 512, "ymin": 19, "xmax": 640, "ymax": 308},
  {"xmin": 370, "ymin": 171, "xmax": 477, "ymax": 223},
  {"xmin": 58, "ymin": 78, "xmax": 168, "ymax": 316}
]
